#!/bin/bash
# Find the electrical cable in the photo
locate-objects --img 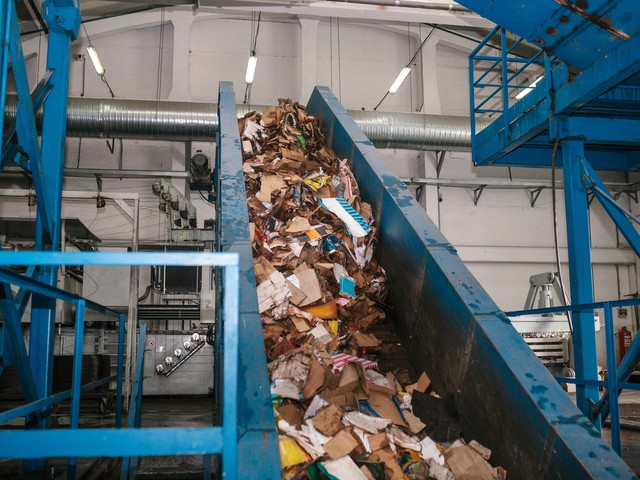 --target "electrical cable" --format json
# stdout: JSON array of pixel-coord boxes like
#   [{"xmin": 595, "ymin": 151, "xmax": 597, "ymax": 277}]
[
  {"xmin": 243, "ymin": 12, "xmax": 262, "ymax": 105},
  {"xmin": 374, "ymin": 26, "xmax": 435, "ymax": 110},
  {"xmin": 337, "ymin": 18, "xmax": 342, "ymax": 103},
  {"xmin": 550, "ymin": 137, "xmax": 573, "ymax": 333},
  {"xmin": 198, "ymin": 189, "xmax": 215, "ymax": 204}
]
